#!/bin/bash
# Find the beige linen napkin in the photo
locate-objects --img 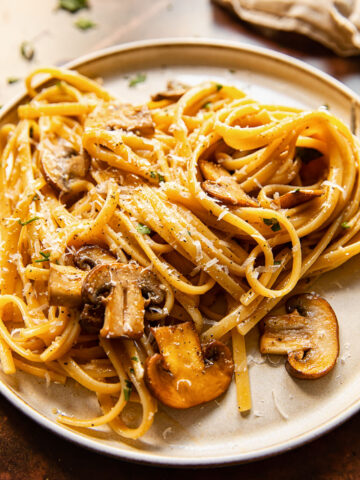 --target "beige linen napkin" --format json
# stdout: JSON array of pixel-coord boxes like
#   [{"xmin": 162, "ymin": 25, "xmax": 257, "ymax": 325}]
[{"xmin": 214, "ymin": 0, "xmax": 360, "ymax": 56}]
